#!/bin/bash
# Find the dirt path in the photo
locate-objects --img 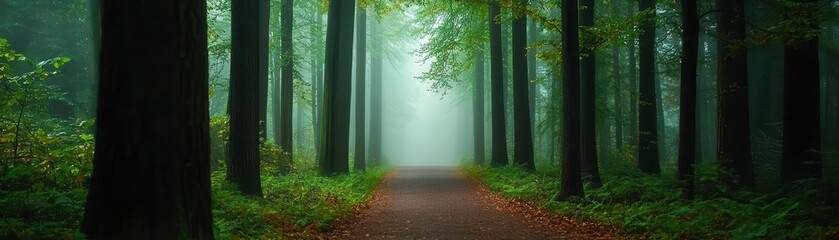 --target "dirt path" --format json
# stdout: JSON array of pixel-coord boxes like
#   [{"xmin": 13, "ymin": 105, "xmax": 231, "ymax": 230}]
[{"xmin": 326, "ymin": 167, "xmax": 619, "ymax": 239}]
